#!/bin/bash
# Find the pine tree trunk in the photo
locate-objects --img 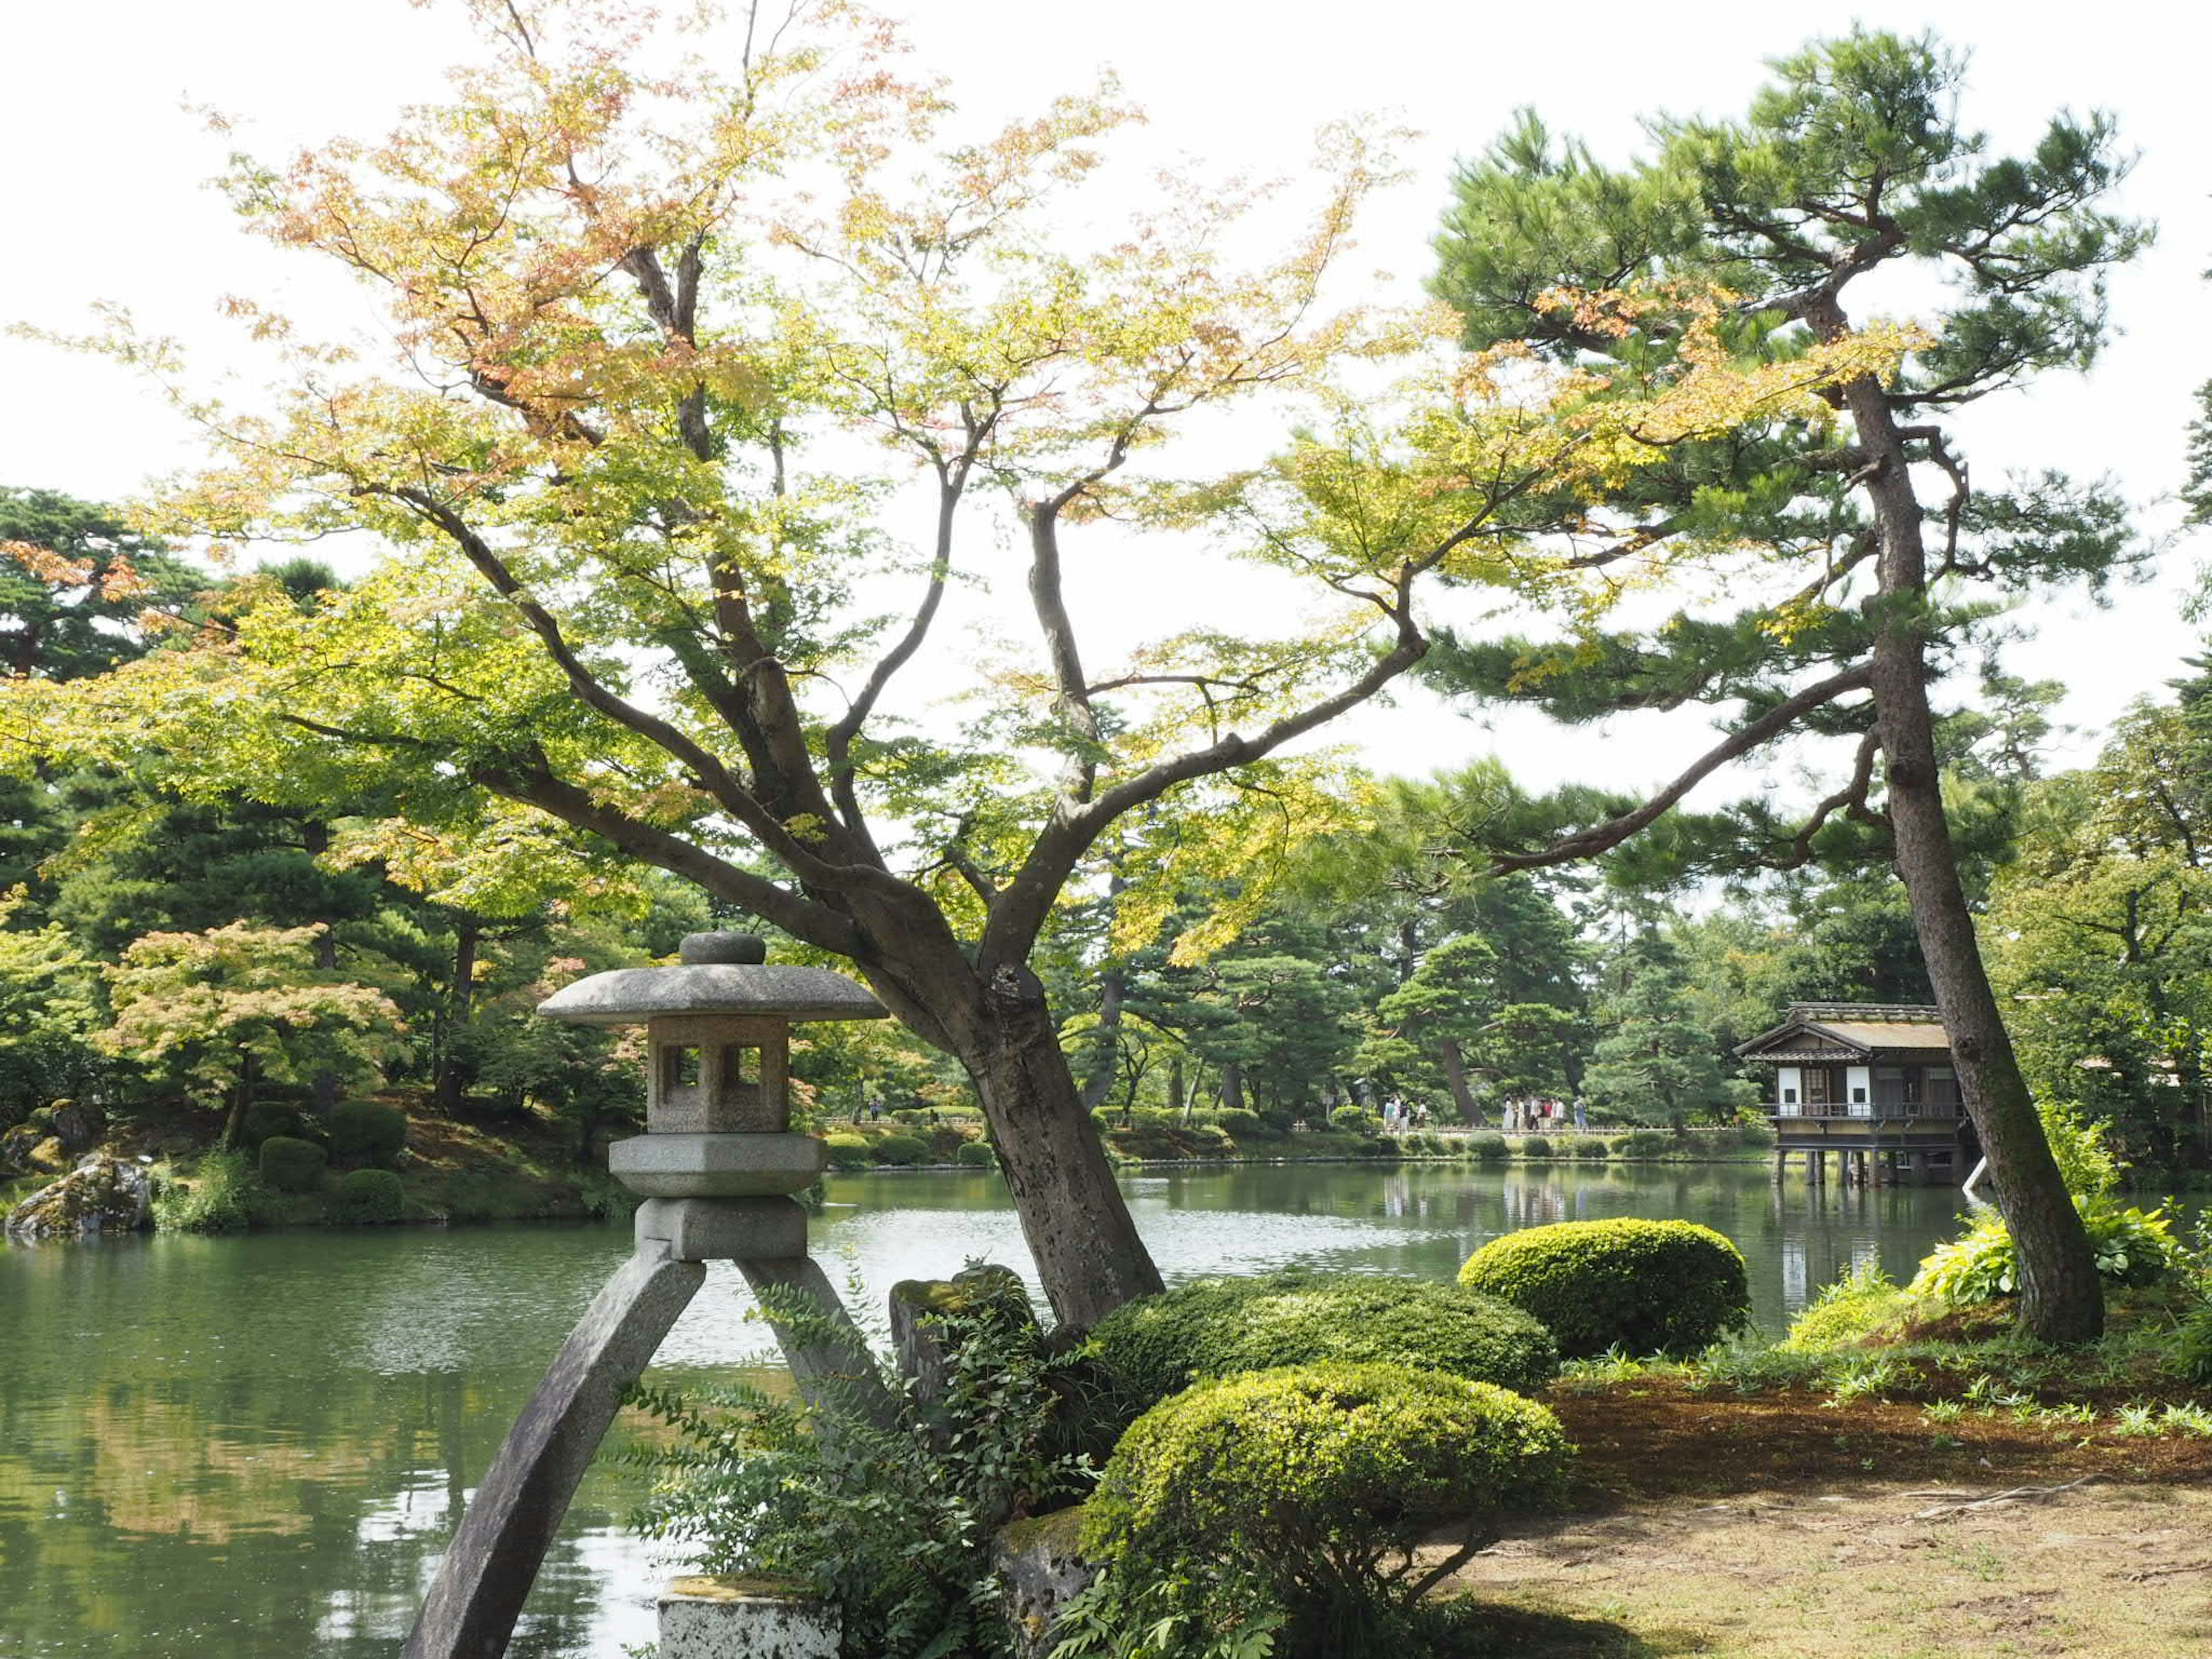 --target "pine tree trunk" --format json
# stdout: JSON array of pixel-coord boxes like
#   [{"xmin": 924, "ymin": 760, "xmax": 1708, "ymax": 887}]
[
  {"xmin": 1440, "ymin": 1037, "xmax": 1482, "ymax": 1126},
  {"xmin": 1830, "ymin": 359, "xmax": 2104, "ymax": 1344},
  {"xmin": 1166, "ymin": 1052, "xmax": 1184, "ymax": 1118},
  {"xmin": 957, "ymin": 998, "xmax": 1163, "ymax": 1330},
  {"xmin": 1220, "ymin": 1062, "xmax": 1247, "ymax": 1115}
]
